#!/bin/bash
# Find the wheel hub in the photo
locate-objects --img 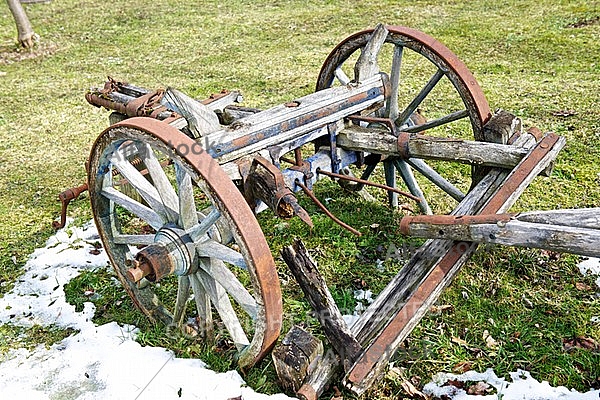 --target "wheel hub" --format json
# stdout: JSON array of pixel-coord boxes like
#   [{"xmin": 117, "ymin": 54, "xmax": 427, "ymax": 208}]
[{"xmin": 127, "ymin": 226, "xmax": 198, "ymax": 283}]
